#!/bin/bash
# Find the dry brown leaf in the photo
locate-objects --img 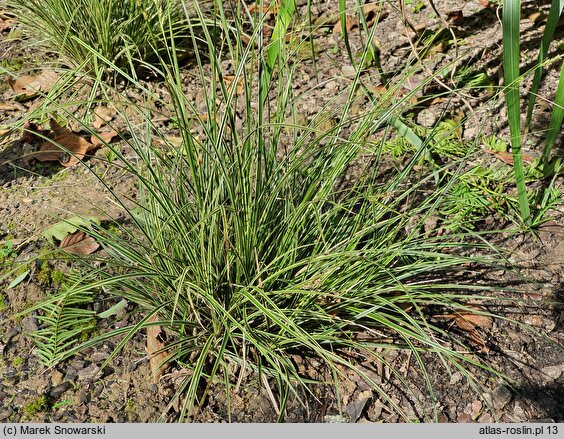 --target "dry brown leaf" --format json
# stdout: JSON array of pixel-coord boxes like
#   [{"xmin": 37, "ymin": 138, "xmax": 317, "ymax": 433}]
[
  {"xmin": 363, "ymin": 3, "xmax": 388, "ymax": 27},
  {"xmin": 453, "ymin": 311, "xmax": 492, "ymax": 332},
  {"xmin": 20, "ymin": 121, "xmax": 48, "ymax": 144},
  {"xmin": 468, "ymin": 329, "xmax": 489, "ymax": 353},
  {"xmin": 59, "ymin": 230, "xmax": 100, "ymax": 255},
  {"xmin": 29, "ymin": 119, "xmax": 101, "ymax": 166},
  {"xmin": 479, "ymin": 0, "xmax": 492, "ymax": 8},
  {"xmin": 527, "ymin": 11, "xmax": 546, "ymax": 23},
  {"xmin": 0, "ymin": 16, "xmax": 15, "ymax": 33},
  {"xmin": 8, "ymin": 70, "xmax": 59, "ymax": 99},
  {"xmin": 402, "ymin": 22, "xmax": 426, "ymax": 37},
  {"xmin": 427, "ymin": 41, "xmax": 446, "ymax": 57},
  {"xmin": 333, "ymin": 15, "xmax": 357, "ymax": 33},
  {"xmin": 0, "ymin": 101, "xmax": 25, "ymax": 112},
  {"xmin": 435, "ymin": 306, "xmax": 492, "ymax": 331},
  {"xmin": 248, "ymin": 1, "xmax": 279, "ymax": 14},
  {"xmin": 367, "ymin": 84, "xmax": 418, "ymax": 105},
  {"xmin": 90, "ymin": 129, "xmax": 118, "ymax": 147},
  {"xmin": 223, "ymin": 75, "xmax": 245, "ymax": 96},
  {"xmin": 447, "ymin": 10, "xmax": 464, "ymax": 25},
  {"xmin": 146, "ymin": 314, "xmax": 170, "ymax": 384},
  {"xmin": 485, "ymin": 149, "xmax": 534, "ymax": 165},
  {"xmin": 434, "ymin": 306, "xmax": 492, "ymax": 352},
  {"xmin": 40, "ymin": 120, "xmax": 94, "ymax": 166},
  {"xmin": 92, "ymin": 105, "xmax": 116, "ymax": 129}
]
